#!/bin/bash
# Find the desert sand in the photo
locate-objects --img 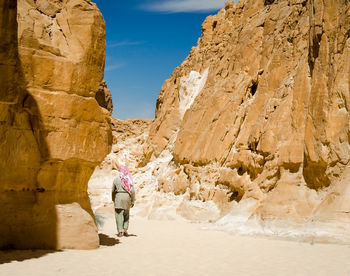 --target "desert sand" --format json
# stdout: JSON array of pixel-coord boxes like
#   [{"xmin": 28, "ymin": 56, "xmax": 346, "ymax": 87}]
[{"xmin": 1, "ymin": 213, "xmax": 350, "ymax": 276}]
